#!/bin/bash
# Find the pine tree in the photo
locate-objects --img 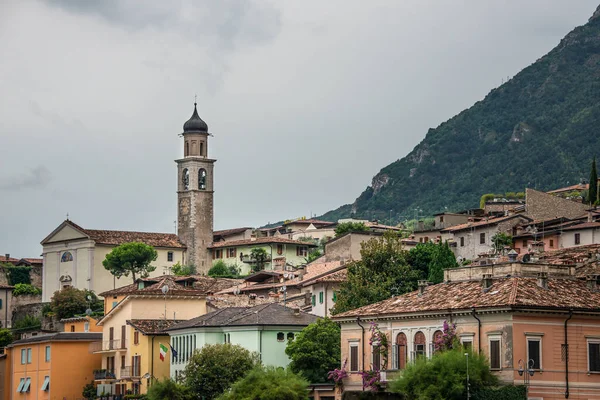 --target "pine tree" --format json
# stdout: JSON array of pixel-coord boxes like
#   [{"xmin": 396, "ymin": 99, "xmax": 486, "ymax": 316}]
[{"xmin": 590, "ymin": 157, "xmax": 598, "ymax": 205}]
